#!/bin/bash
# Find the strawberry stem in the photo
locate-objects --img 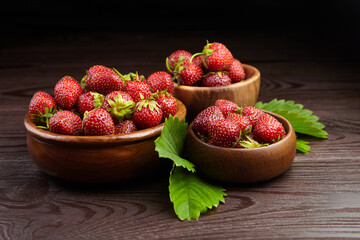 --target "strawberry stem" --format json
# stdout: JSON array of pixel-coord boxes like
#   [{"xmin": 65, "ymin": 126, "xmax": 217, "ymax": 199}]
[{"xmin": 189, "ymin": 52, "xmax": 203, "ymax": 64}]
